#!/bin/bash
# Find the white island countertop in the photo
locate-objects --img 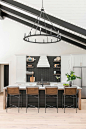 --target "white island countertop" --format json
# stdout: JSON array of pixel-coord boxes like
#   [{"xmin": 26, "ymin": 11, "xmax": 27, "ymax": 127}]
[{"xmin": 3, "ymin": 82, "xmax": 82, "ymax": 90}]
